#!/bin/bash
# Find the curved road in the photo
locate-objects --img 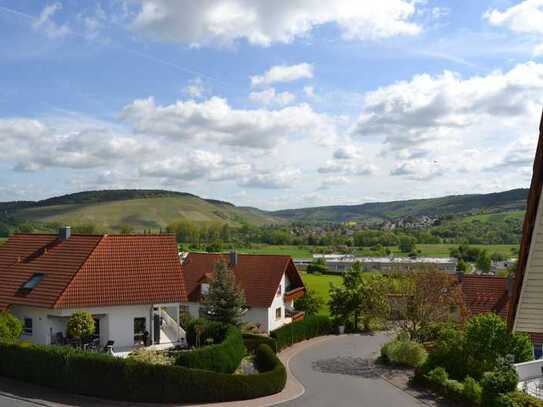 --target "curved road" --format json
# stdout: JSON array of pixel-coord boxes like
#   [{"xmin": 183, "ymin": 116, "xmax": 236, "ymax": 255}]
[{"xmin": 281, "ymin": 333, "xmax": 424, "ymax": 407}]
